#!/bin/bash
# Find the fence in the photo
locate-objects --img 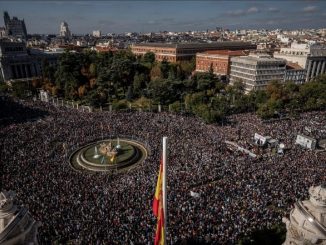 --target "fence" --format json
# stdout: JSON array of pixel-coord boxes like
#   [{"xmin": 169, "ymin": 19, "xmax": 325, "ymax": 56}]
[{"xmin": 43, "ymin": 95, "xmax": 190, "ymax": 114}]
